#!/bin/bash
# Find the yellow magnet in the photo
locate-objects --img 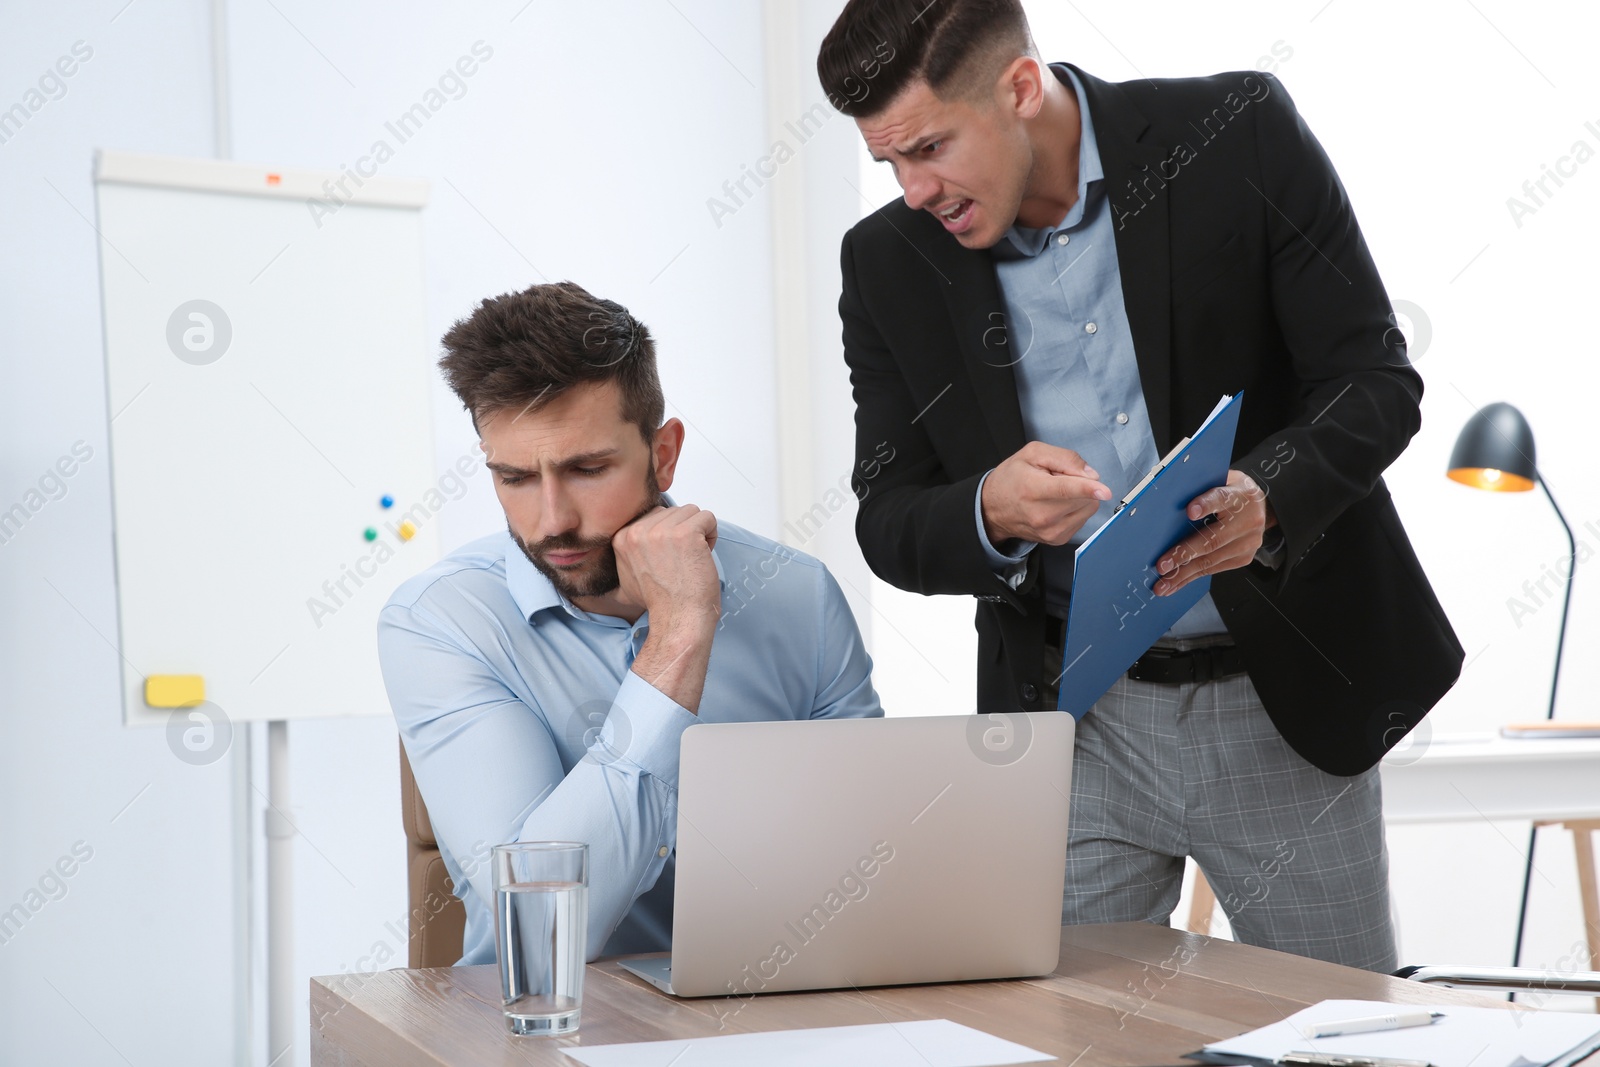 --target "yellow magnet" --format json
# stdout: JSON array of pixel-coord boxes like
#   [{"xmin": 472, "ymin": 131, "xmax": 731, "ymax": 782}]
[
  {"xmin": 146, "ymin": 674, "xmax": 206, "ymax": 708},
  {"xmin": 397, "ymin": 520, "xmax": 417, "ymax": 542}
]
